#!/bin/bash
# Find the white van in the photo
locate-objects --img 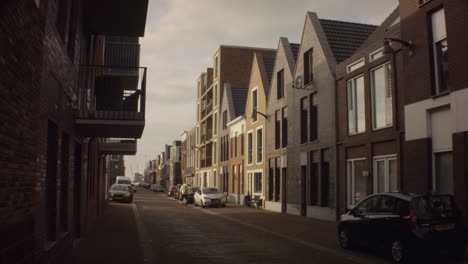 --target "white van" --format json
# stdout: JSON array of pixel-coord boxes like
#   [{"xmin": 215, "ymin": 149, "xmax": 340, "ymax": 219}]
[{"xmin": 115, "ymin": 176, "xmax": 136, "ymax": 192}]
